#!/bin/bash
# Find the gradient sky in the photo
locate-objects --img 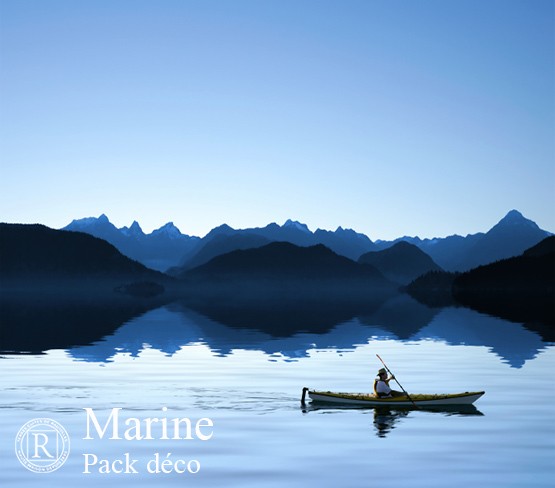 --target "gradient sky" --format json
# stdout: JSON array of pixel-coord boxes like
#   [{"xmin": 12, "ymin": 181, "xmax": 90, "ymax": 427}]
[{"xmin": 1, "ymin": 0, "xmax": 553, "ymax": 239}]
